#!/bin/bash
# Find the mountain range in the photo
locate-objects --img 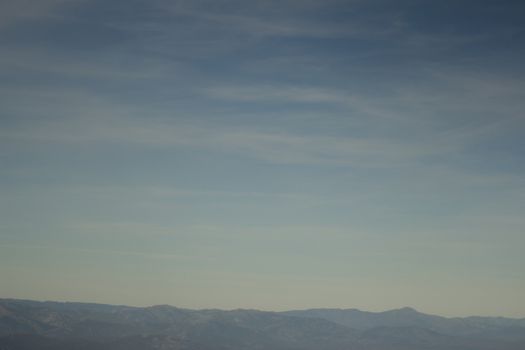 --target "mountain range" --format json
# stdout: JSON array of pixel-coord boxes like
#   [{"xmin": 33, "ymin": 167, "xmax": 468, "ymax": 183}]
[{"xmin": 1, "ymin": 298, "xmax": 524, "ymax": 350}]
